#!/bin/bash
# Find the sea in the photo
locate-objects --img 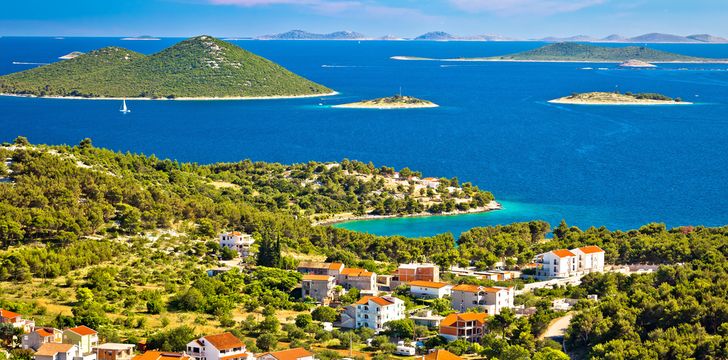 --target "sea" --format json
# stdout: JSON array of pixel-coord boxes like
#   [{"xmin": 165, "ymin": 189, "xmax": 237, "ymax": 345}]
[{"xmin": 1, "ymin": 37, "xmax": 728, "ymax": 237}]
